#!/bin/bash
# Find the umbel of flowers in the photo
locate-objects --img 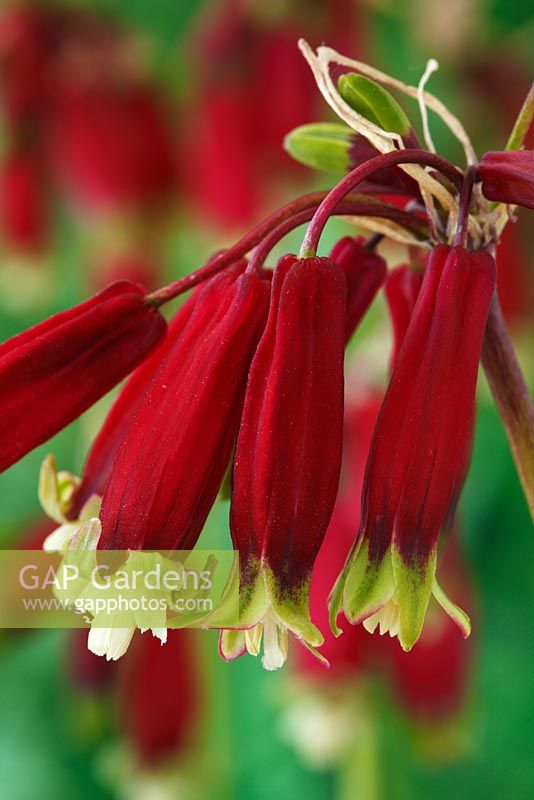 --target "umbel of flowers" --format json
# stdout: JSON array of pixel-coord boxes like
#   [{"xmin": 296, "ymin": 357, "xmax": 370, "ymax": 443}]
[{"xmin": 2, "ymin": 40, "xmax": 533, "ymax": 668}]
